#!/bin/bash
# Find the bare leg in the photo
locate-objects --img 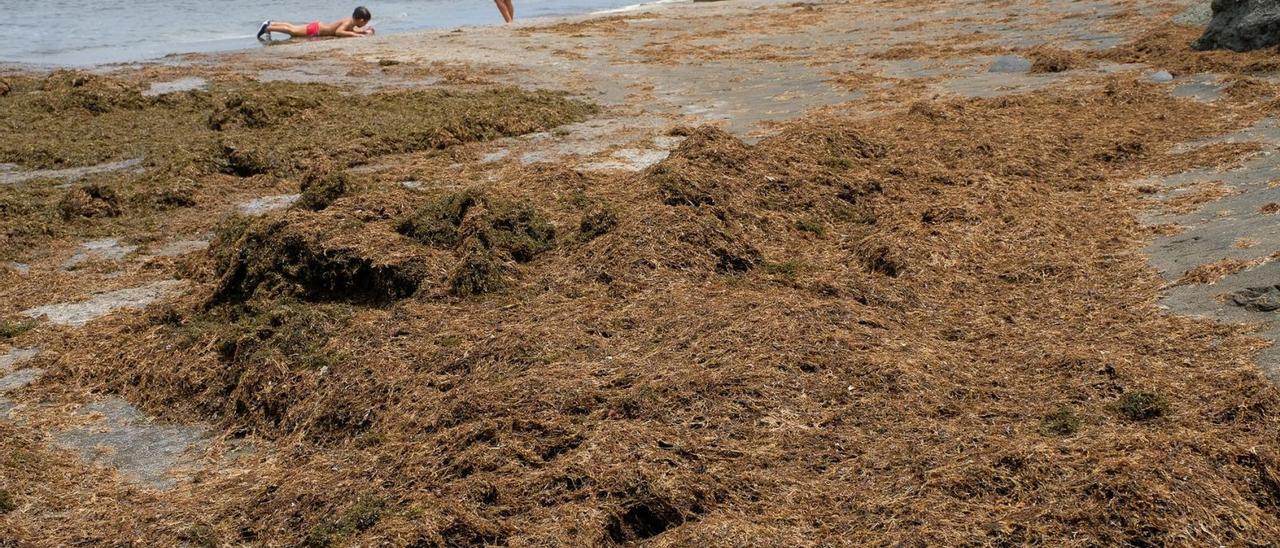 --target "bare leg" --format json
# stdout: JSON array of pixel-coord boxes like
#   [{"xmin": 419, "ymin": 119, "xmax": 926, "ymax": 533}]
[
  {"xmin": 494, "ymin": 0, "xmax": 513, "ymax": 23},
  {"xmin": 504, "ymin": 0, "xmax": 515, "ymax": 22},
  {"xmin": 268, "ymin": 22, "xmax": 309, "ymax": 37}
]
